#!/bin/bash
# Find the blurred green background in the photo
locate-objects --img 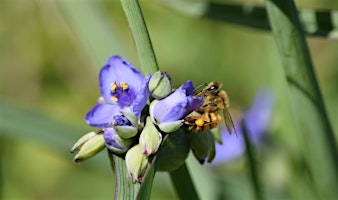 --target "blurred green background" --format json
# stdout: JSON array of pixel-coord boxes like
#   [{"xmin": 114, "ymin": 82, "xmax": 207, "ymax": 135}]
[{"xmin": 1, "ymin": 0, "xmax": 337, "ymax": 199}]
